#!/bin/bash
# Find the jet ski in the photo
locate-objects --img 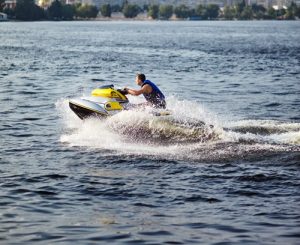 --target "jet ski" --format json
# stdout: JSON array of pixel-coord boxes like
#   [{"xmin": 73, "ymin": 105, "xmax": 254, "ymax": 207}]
[
  {"xmin": 69, "ymin": 85, "xmax": 129, "ymax": 120},
  {"xmin": 69, "ymin": 84, "xmax": 171, "ymax": 120}
]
